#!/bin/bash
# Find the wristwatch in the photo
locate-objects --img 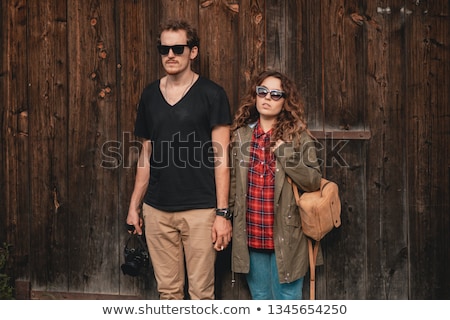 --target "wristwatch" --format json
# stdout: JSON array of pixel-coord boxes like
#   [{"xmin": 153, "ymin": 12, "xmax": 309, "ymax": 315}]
[{"xmin": 215, "ymin": 208, "xmax": 232, "ymax": 220}]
